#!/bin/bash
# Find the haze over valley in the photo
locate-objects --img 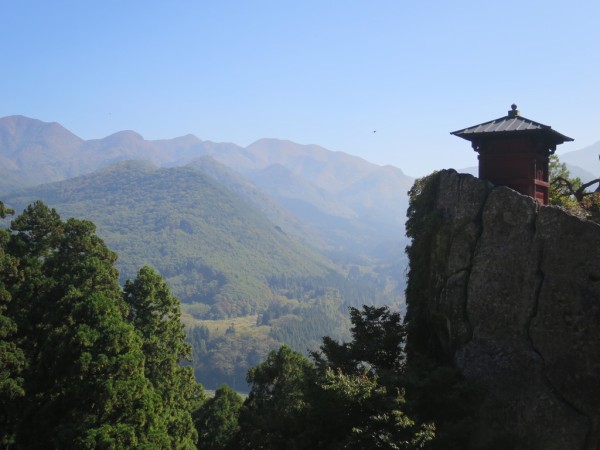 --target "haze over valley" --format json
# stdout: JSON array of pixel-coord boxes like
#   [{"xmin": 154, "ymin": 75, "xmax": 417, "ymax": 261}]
[
  {"xmin": 0, "ymin": 115, "xmax": 415, "ymax": 389},
  {"xmin": 1, "ymin": 114, "xmax": 599, "ymax": 390}
]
